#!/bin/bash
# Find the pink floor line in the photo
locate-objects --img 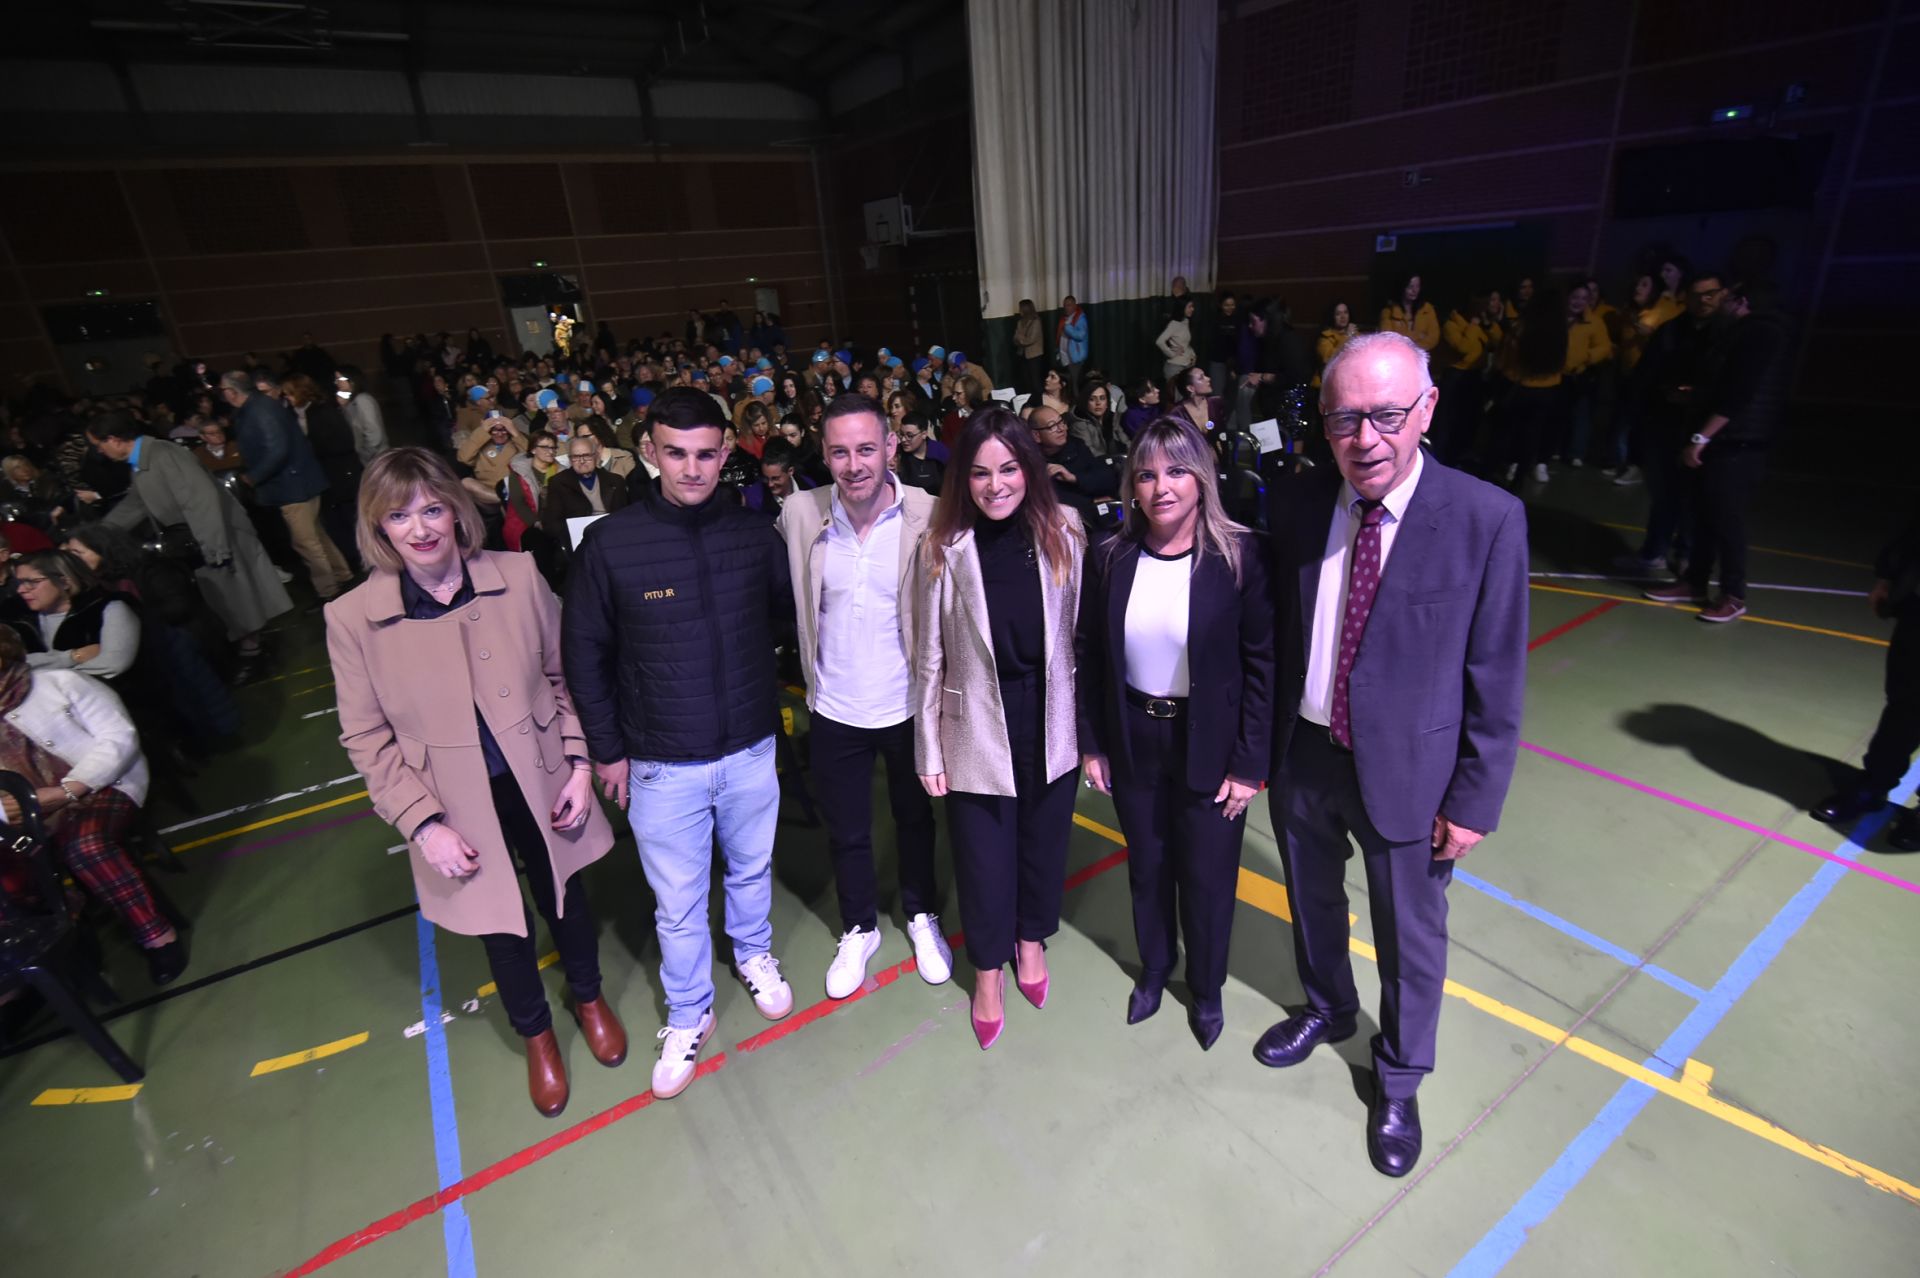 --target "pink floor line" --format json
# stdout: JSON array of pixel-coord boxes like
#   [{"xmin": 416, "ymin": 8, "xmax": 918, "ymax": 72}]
[{"xmin": 1520, "ymin": 741, "xmax": 1920, "ymax": 898}]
